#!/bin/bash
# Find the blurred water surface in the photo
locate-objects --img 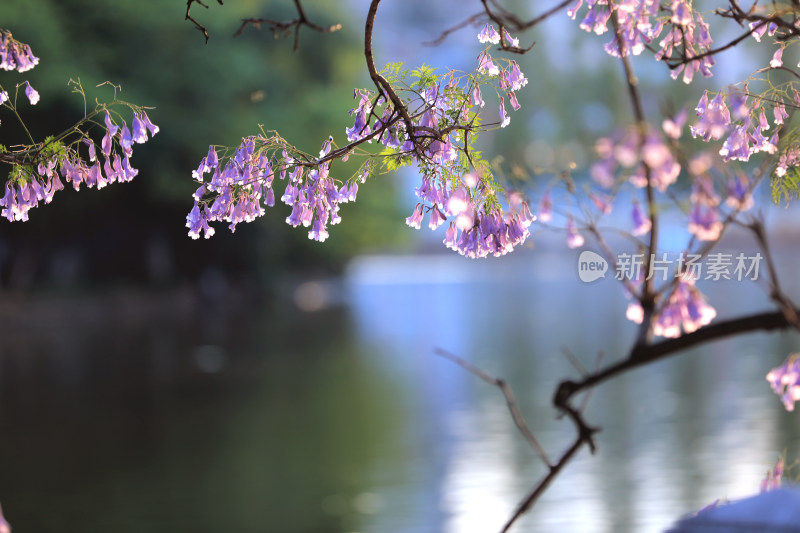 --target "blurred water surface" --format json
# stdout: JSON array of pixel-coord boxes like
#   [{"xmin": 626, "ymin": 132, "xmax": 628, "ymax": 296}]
[{"xmin": 1, "ymin": 230, "xmax": 799, "ymax": 533}]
